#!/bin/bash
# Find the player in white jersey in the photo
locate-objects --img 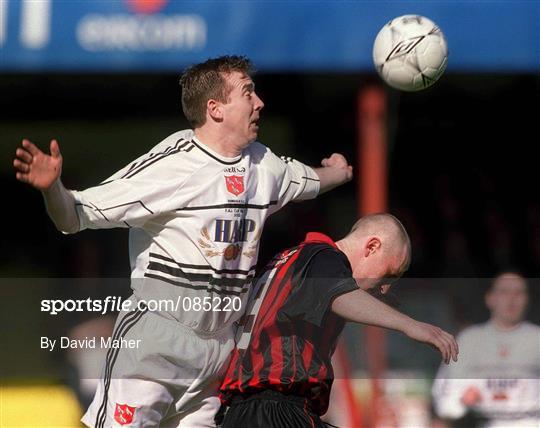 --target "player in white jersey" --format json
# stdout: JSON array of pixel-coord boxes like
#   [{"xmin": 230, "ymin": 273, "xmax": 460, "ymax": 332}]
[
  {"xmin": 13, "ymin": 56, "xmax": 353, "ymax": 427},
  {"xmin": 432, "ymin": 273, "xmax": 540, "ymax": 427}
]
